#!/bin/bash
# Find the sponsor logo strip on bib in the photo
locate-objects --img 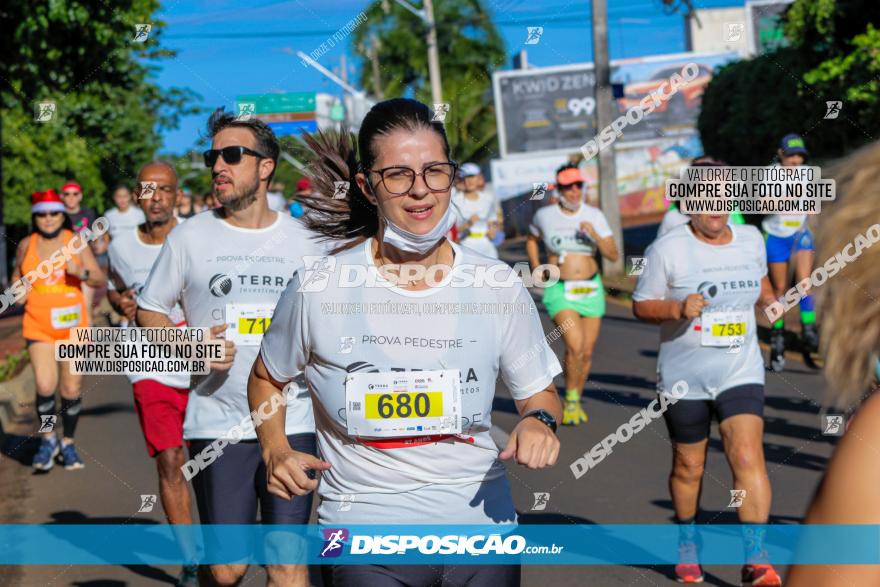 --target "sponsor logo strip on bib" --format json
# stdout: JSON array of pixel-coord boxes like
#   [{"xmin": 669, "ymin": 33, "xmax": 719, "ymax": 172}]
[{"xmin": 345, "ymin": 369, "xmax": 461, "ymax": 443}]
